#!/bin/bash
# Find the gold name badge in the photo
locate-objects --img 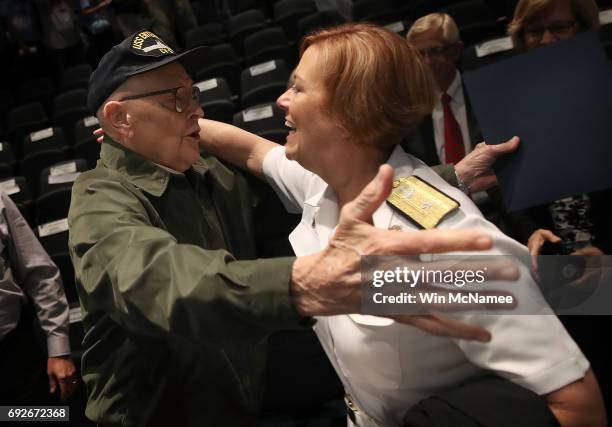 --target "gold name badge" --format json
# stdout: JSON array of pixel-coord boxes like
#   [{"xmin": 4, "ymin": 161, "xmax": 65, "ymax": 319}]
[{"xmin": 387, "ymin": 176, "xmax": 460, "ymax": 229}]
